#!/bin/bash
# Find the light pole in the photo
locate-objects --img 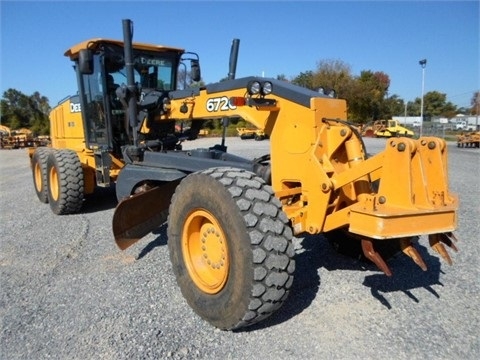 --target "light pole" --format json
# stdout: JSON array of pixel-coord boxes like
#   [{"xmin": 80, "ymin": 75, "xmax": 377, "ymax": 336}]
[
  {"xmin": 419, "ymin": 59, "xmax": 427, "ymax": 137},
  {"xmin": 476, "ymin": 92, "xmax": 479, "ymax": 131}
]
